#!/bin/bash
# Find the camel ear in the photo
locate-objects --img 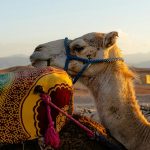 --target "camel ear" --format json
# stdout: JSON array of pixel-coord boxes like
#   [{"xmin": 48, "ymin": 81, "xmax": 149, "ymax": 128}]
[{"xmin": 103, "ymin": 31, "xmax": 118, "ymax": 48}]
